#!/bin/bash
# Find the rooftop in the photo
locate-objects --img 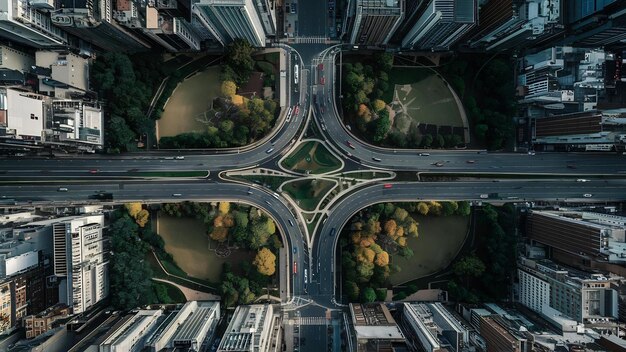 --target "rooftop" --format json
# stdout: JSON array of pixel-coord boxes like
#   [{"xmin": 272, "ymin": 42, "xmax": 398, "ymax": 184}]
[{"xmin": 350, "ymin": 303, "xmax": 405, "ymax": 340}]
